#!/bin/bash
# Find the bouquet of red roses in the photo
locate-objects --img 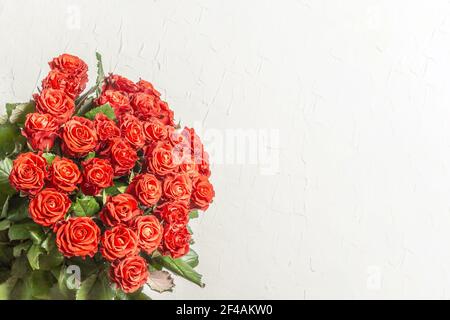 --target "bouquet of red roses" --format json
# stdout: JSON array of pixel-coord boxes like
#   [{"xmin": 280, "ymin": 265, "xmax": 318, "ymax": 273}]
[{"xmin": 0, "ymin": 53, "xmax": 215, "ymax": 299}]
